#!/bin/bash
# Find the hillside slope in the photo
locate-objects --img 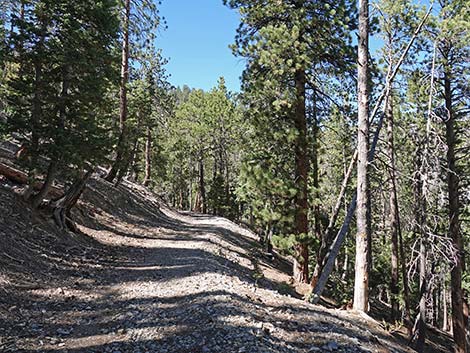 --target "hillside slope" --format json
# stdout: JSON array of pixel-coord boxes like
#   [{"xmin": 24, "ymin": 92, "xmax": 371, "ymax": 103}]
[{"xmin": 0, "ymin": 175, "xmax": 448, "ymax": 353}]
